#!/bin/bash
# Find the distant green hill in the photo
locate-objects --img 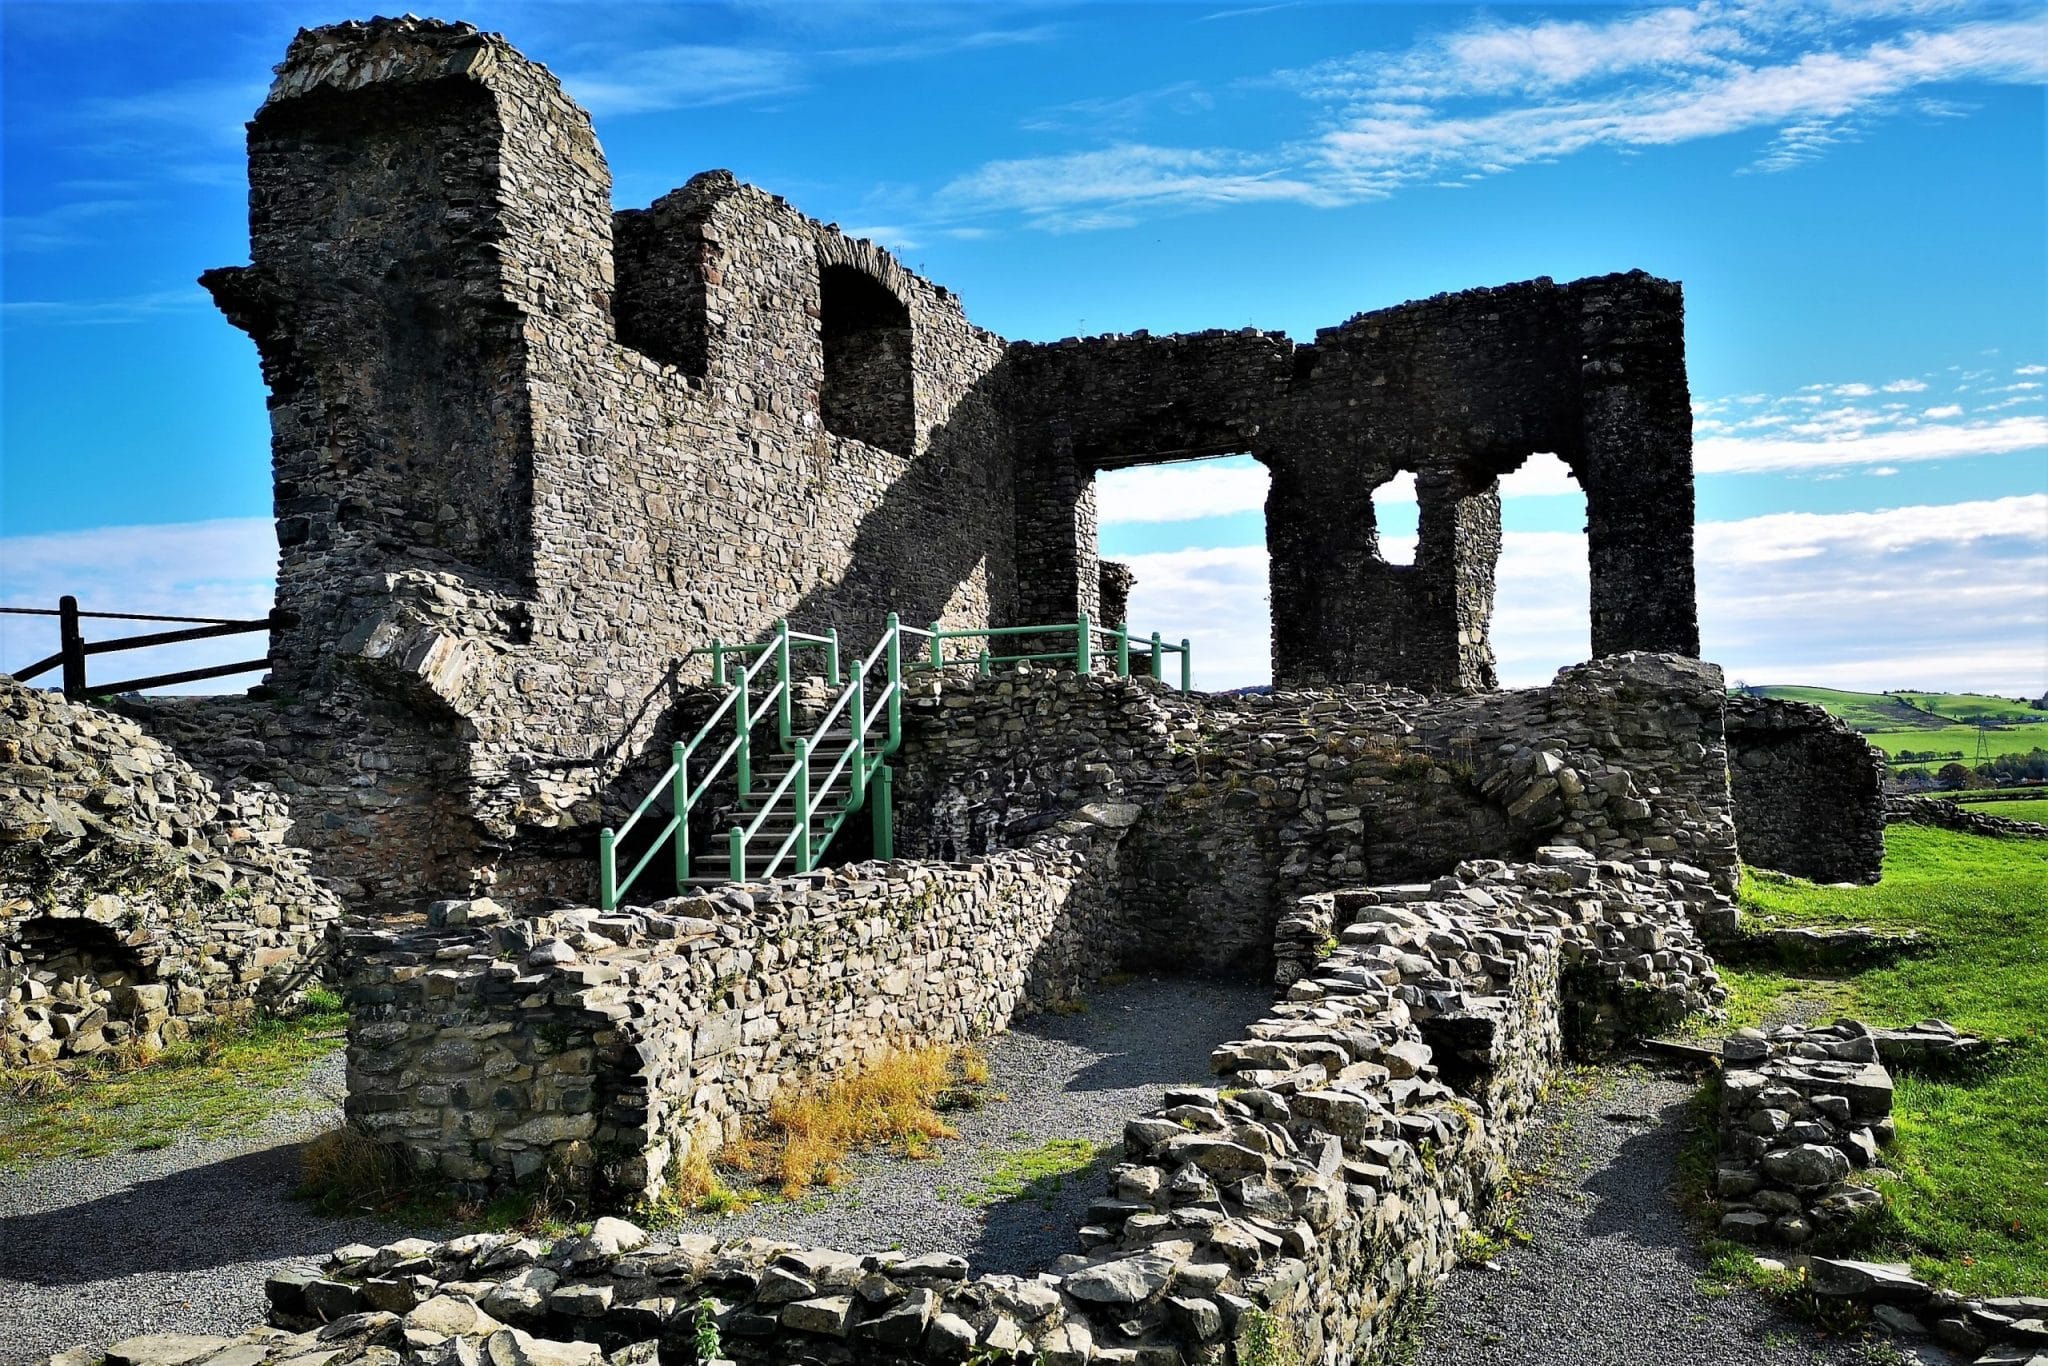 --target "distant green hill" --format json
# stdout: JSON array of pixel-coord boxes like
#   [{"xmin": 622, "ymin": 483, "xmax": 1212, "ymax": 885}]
[{"xmin": 1741, "ymin": 685, "xmax": 2048, "ymax": 764}]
